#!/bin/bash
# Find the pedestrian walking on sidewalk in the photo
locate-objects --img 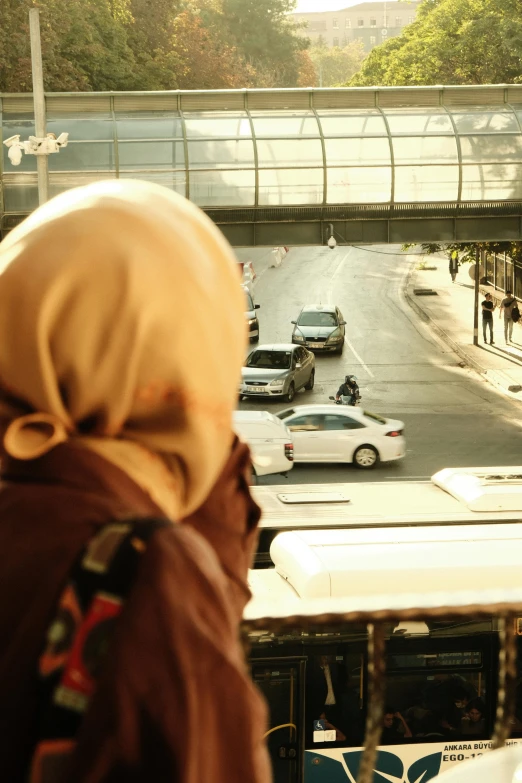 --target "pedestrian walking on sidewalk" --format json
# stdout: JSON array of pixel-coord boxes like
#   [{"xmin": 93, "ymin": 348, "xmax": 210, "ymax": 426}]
[
  {"xmin": 500, "ymin": 290, "xmax": 517, "ymax": 343},
  {"xmin": 481, "ymin": 293, "xmax": 495, "ymax": 344},
  {"xmin": 449, "ymin": 250, "xmax": 460, "ymax": 283}
]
